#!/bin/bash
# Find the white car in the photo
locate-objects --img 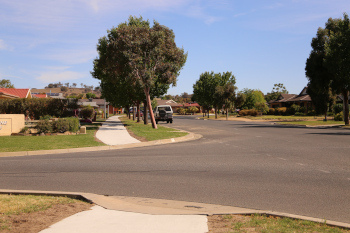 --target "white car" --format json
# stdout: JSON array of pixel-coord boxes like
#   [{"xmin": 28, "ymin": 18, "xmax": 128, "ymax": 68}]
[{"xmin": 154, "ymin": 105, "xmax": 173, "ymax": 124}]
